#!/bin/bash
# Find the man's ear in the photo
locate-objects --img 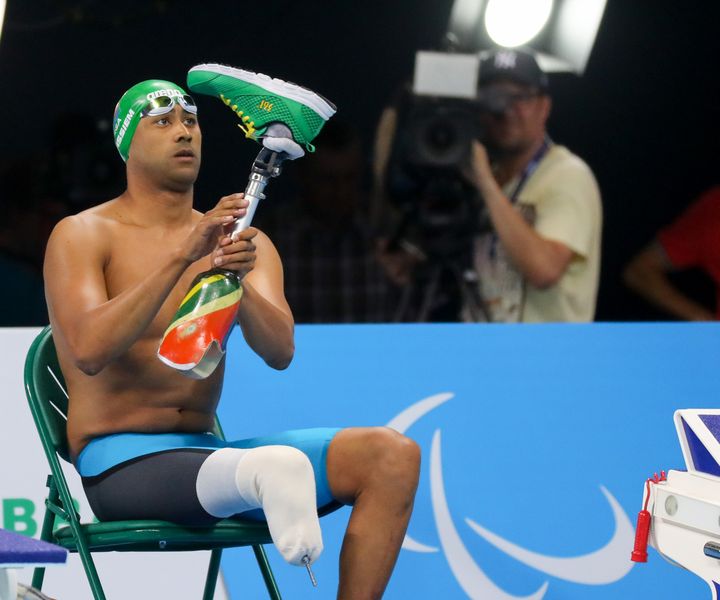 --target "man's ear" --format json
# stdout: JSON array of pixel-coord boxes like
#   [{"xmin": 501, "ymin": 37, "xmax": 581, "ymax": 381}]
[{"xmin": 541, "ymin": 95, "xmax": 552, "ymax": 122}]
